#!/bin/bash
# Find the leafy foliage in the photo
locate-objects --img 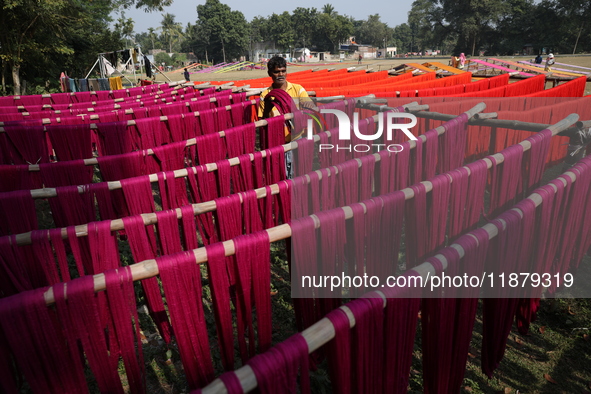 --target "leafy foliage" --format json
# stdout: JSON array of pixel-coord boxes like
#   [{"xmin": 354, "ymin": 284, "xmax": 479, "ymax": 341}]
[
  {"xmin": 266, "ymin": 12, "xmax": 294, "ymax": 50},
  {"xmin": 154, "ymin": 51, "xmax": 172, "ymax": 66},
  {"xmin": 0, "ymin": 0, "xmax": 171, "ymax": 95},
  {"xmin": 114, "ymin": 12, "xmax": 135, "ymax": 47},
  {"xmin": 292, "ymin": 7, "xmax": 318, "ymax": 49},
  {"xmin": 315, "ymin": 10, "xmax": 354, "ymax": 53},
  {"xmin": 354, "ymin": 14, "xmax": 392, "ymax": 48},
  {"xmin": 194, "ymin": 0, "xmax": 249, "ymax": 63},
  {"xmin": 405, "ymin": 0, "xmax": 591, "ymax": 55},
  {"xmin": 159, "ymin": 13, "xmax": 184, "ymax": 53}
]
